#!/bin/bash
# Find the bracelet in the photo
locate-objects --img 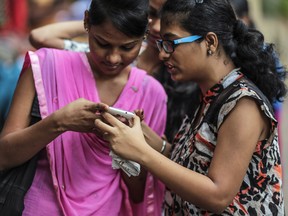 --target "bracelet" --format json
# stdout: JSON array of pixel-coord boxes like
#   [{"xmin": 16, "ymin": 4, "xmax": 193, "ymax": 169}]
[{"xmin": 160, "ymin": 139, "xmax": 167, "ymax": 154}]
